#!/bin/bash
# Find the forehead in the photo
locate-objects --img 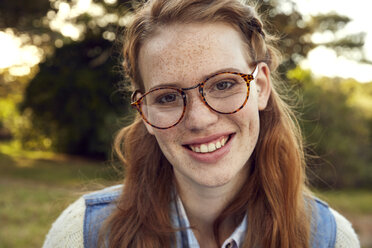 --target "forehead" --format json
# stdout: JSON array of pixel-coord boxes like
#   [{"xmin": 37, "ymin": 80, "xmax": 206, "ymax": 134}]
[{"xmin": 138, "ymin": 22, "xmax": 250, "ymax": 89}]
